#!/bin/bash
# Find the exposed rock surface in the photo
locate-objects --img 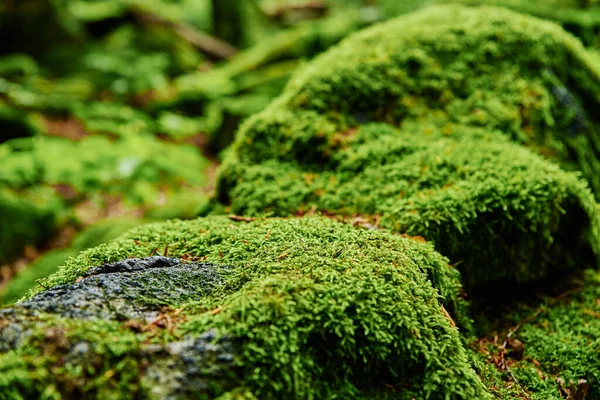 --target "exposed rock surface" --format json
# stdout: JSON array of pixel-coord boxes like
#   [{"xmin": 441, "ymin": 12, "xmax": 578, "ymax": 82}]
[{"xmin": 2, "ymin": 257, "xmax": 225, "ymax": 321}]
